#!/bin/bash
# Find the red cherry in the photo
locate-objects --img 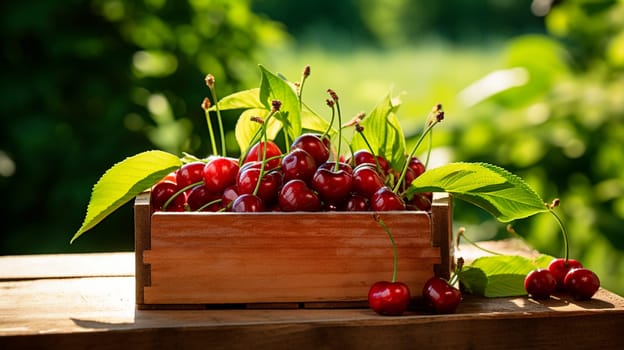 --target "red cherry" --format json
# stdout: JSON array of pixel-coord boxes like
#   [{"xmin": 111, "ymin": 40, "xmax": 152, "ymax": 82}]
[
  {"xmin": 524, "ymin": 268, "xmax": 557, "ymax": 299},
  {"xmin": 231, "ymin": 194, "xmax": 265, "ymax": 212},
  {"xmin": 547, "ymin": 258, "xmax": 583, "ymax": 291},
  {"xmin": 175, "ymin": 161, "xmax": 206, "ymax": 189},
  {"xmin": 311, "ymin": 165, "xmax": 353, "ymax": 205},
  {"xmin": 406, "ymin": 192, "xmax": 433, "ymax": 211},
  {"xmin": 370, "ymin": 187, "xmax": 406, "ymax": 211},
  {"xmin": 291, "ymin": 133, "xmax": 330, "ymax": 166},
  {"xmin": 186, "ymin": 184, "xmax": 221, "ymax": 211},
  {"xmin": 278, "ymin": 179, "xmax": 321, "ymax": 212},
  {"xmin": 341, "ymin": 194, "xmax": 369, "ymax": 211},
  {"xmin": 422, "ymin": 276, "xmax": 462, "ymax": 314},
  {"xmin": 203, "ymin": 157, "xmax": 239, "ymax": 194},
  {"xmin": 220, "ymin": 185, "xmax": 239, "ymax": 210},
  {"xmin": 368, "ymin": 281, "xmax": 411, "ymax": 316},
  {"xmin": 564, "ymin": 268, "xmax": 600, "ymax": 300},
  {"xmin": 407, "ymin": 156, "xmax": 426, "ymax": 177},
  {"xmin": 352, "ymin": 164, "xmax": 385, "ymax": 199},
  {"xmin": 243, "ymin": 141, "xmax": 282, "ymax": 171},
  {"xmin": 236, "ymin": 168, "xmax": 283, "ymax": 205},
  {"xmin": 150, "ymin": 180, "xmax": 186, "ymax": 212},
  {"xmin": 351, "ymin": 150, "xmax": 390, "ymax": 174},
  {"xmin": 281, "ymin": 148, "xmax": 317, "ymax": 183}
]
